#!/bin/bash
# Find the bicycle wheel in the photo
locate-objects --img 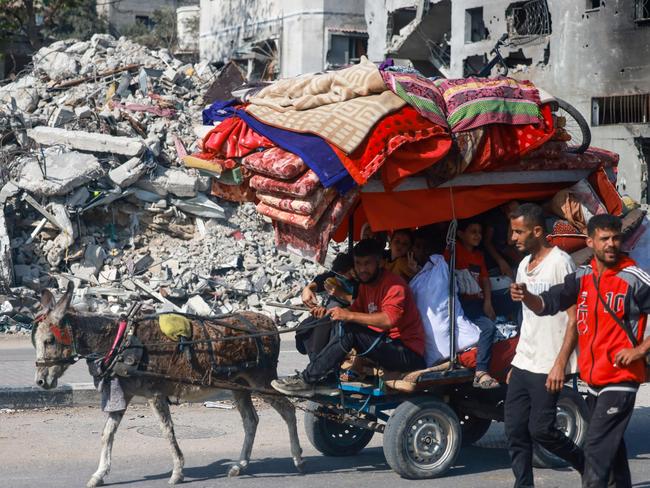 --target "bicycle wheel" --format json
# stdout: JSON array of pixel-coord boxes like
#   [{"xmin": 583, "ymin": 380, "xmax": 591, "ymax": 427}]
[{"xmin": 553, "ymin": 98, "xmax": 591, "ymax": 154}]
